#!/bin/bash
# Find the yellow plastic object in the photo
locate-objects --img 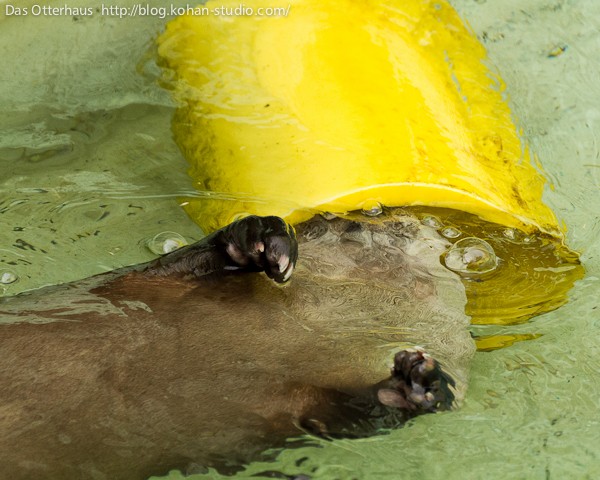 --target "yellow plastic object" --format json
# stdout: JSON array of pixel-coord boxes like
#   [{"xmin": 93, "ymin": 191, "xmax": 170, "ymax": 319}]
[
  {"xmin": 158, "ymin": 0, "xmax": 583, "ymax": 329},
  {"xmin": 158, "ymin": 0, "xmax": 561, "ymax": 237}
]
